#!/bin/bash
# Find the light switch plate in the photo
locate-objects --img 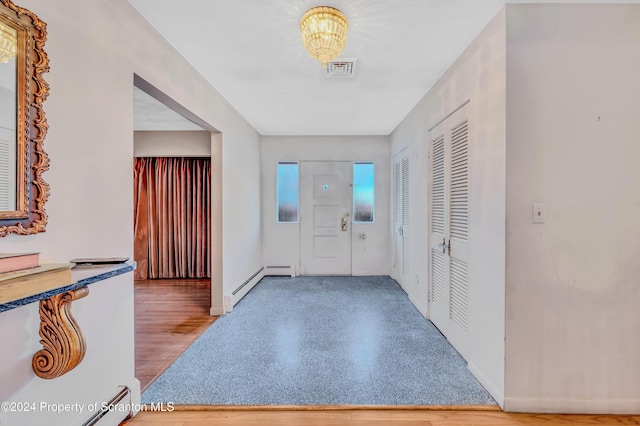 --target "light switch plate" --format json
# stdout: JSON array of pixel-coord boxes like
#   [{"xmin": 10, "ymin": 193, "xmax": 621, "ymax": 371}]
[{"xmin": 533, "ymin": 203, "xmax": 545, "ymax": 224}]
